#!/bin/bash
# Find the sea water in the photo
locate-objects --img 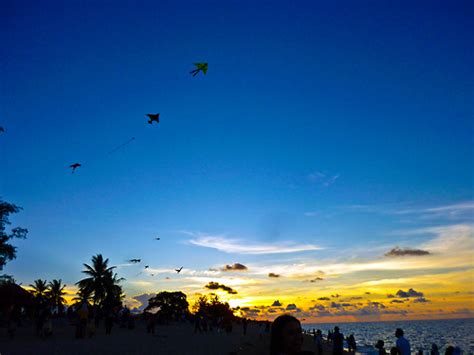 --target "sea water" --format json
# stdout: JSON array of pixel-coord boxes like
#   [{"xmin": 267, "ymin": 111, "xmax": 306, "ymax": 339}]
[{"xmin": 303, "ymin": 318, "xmax": 474, "ymax": 354}]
